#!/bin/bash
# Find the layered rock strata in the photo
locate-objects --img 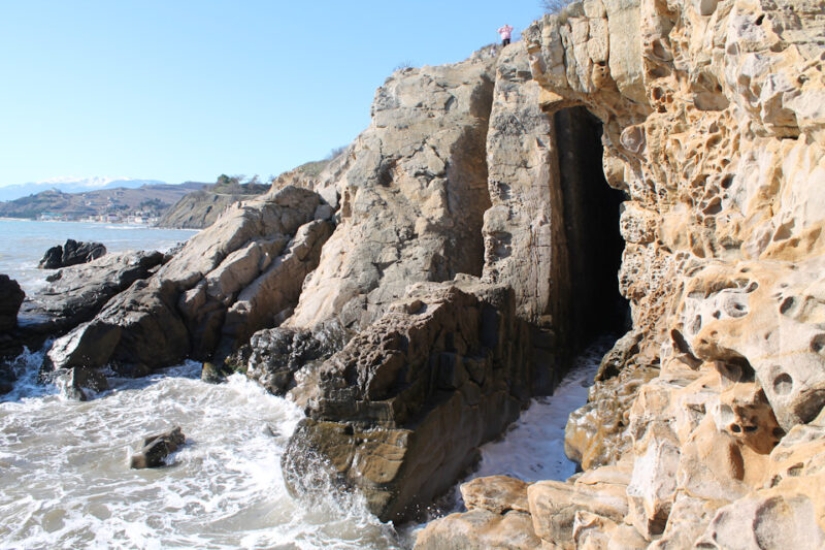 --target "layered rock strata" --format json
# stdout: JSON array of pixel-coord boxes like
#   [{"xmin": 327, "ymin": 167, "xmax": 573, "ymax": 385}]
[
  {"xmin": 45, "ymin": 186, "xmax": 333, "ymax": 381},
  {"xmin": 418, "ymin": 0, "xmax": 825, "ymax": 547}
]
